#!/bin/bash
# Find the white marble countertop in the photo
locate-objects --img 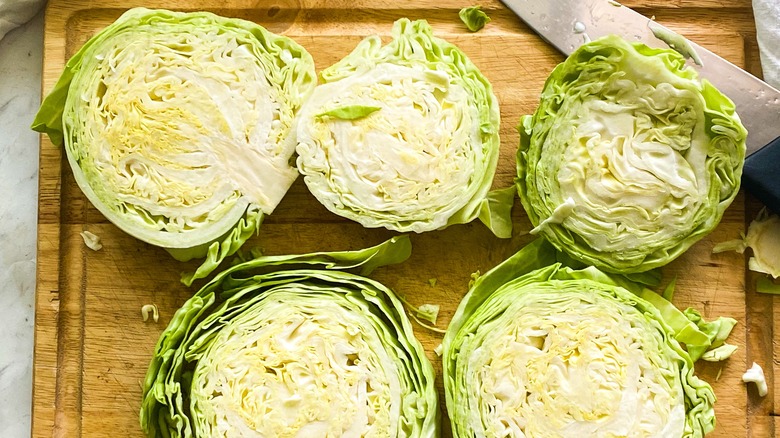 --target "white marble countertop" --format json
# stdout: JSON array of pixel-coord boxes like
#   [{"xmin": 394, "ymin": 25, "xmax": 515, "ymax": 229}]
[{"xmin": 0, "ymin": 9, "xmax": 43, "ymax": 438}]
